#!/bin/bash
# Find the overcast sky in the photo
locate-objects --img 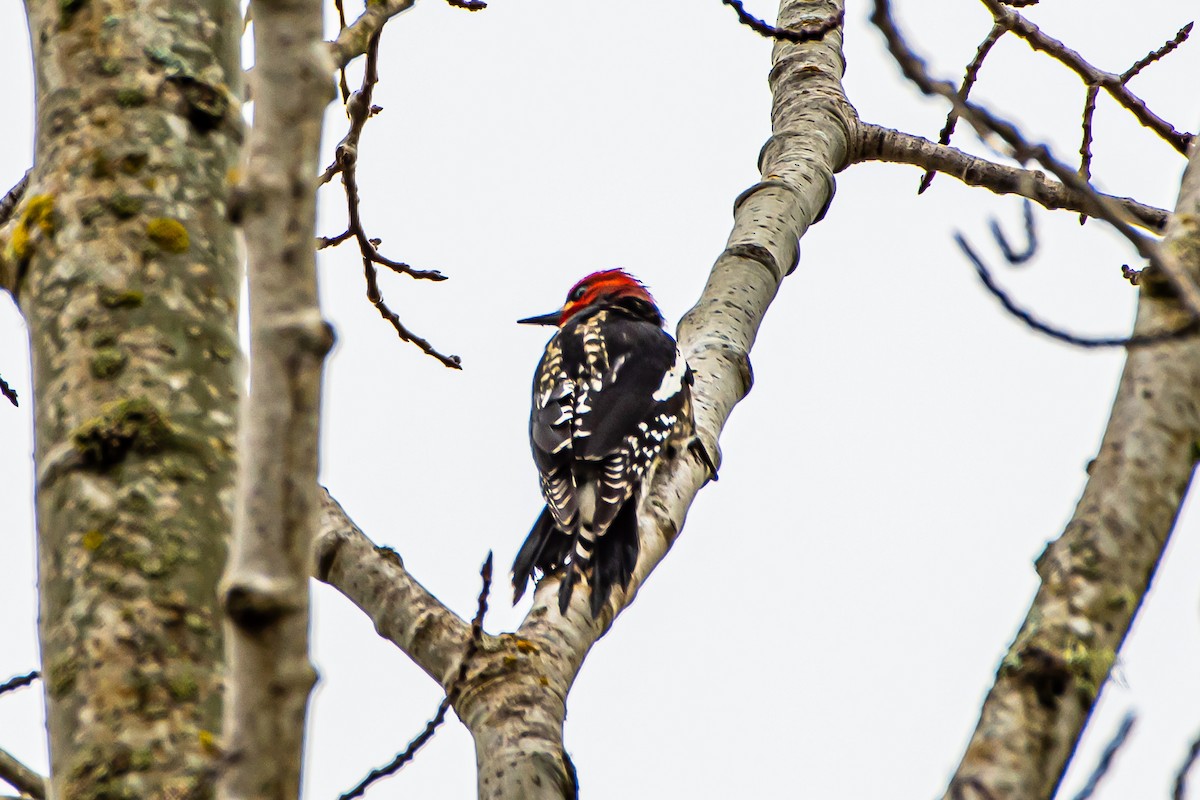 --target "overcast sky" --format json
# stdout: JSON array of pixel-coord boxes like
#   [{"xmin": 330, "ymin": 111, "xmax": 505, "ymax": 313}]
[{"xmin": 2, "ymin": 1, "xmax": 1199, "ymax": 798}]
